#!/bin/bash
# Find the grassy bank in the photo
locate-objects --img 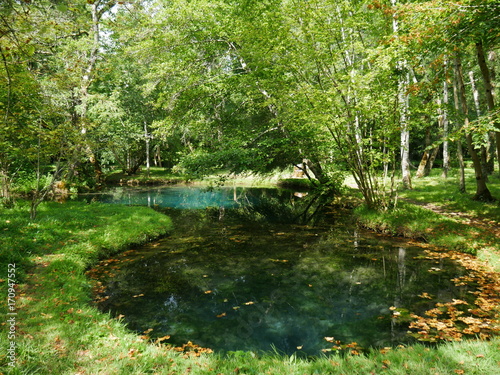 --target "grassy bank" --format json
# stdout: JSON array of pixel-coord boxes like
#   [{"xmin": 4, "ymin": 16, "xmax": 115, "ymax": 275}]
[
  {"xmin": 0, "ymin": 201, "xmax": 173, "ymax": 374},
  {"xmin": 1, "ymin": 181, "xmax": 499, "ymax": 374},
  {"xmin": 104, "ymin": 167, "xmax": 288, "ymax": 188},
  {"xmin": 354, "ymin": 171, "xmax": 500, "ymax": 272}
]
